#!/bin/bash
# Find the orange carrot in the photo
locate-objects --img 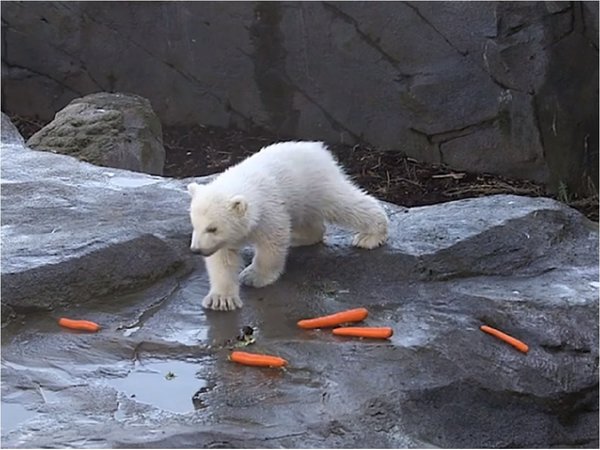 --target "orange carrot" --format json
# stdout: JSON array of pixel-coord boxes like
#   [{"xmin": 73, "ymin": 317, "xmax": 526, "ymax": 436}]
[
  {"xmin": 480, "ymin": 325, "xmax": 529, "ymax": 353},
  {"xmin": 58, "ymin": 318, "xmax": 101, "ymax": 332},
  {"xmin": 297, "ymin": 307, "xmax": 369, "ymax": 329},
  {"xmin": 229, "ymin": 351, "xmax": 288, "ymax": 368},
  {"xmin": 332, "ymin": 326, "xmax": 393, "ymax": 339}
]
